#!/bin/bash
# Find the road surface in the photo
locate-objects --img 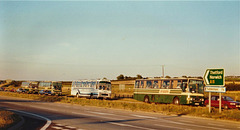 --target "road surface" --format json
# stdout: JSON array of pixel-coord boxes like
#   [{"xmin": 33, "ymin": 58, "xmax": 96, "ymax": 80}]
[{"xmin": 0, "ymin": 96, "xmax": 239, "ymax": 130}]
